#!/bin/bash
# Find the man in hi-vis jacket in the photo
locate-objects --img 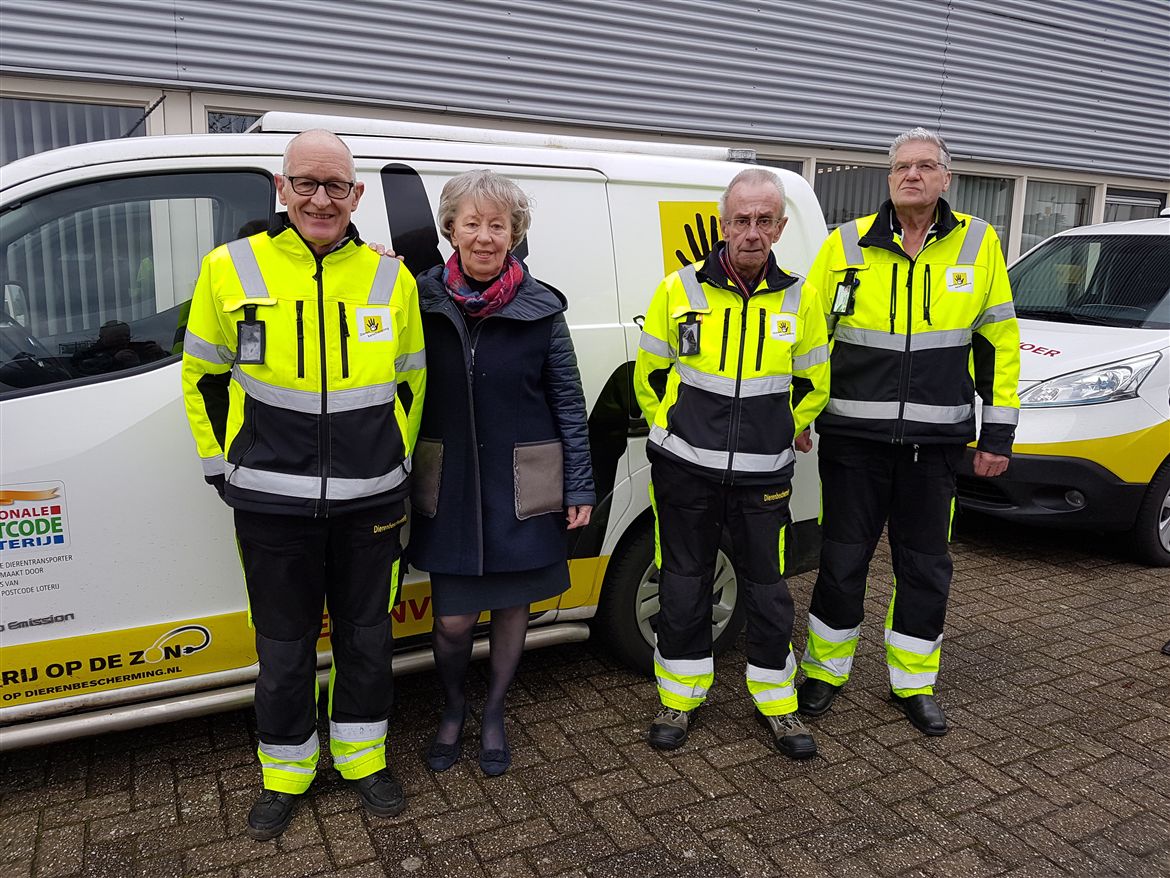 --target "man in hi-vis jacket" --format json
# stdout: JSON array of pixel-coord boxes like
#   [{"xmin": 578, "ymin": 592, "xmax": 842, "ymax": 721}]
[
  {"xmin": 182, "ymin": 129, "xmax": 425, "ymax": 840},
  {"xmin": 797, "ymin": 127, "xmax": 1020, "ymax": 736},
  {"xmin": 634, "ymin": 168, "xmax": 830, "ymax": 759}
]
